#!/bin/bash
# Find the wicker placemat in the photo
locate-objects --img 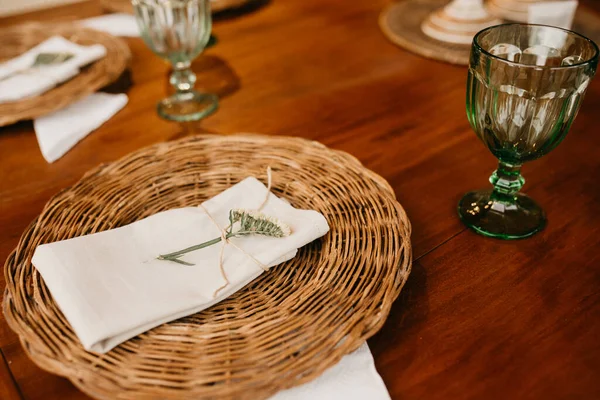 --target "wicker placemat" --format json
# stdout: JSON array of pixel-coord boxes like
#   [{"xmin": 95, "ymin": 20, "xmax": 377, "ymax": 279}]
[
  {"xmin": 3, "ymin": 134, "xmax": 412, "ymax": 400},
  {"xmin": 0, "ymin": 23, "xmax": 130, "ymax": 127},
  {"xmin": 102, "ymin": 0, "xmax": 257, "ymax": 14},
  {"xmin": 380, "ymin": 0, "xmax": 470, "ymax": 65},
  {"xmin": 379, "ymin": 0, "xmax": 600, "ymax": 66}
]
